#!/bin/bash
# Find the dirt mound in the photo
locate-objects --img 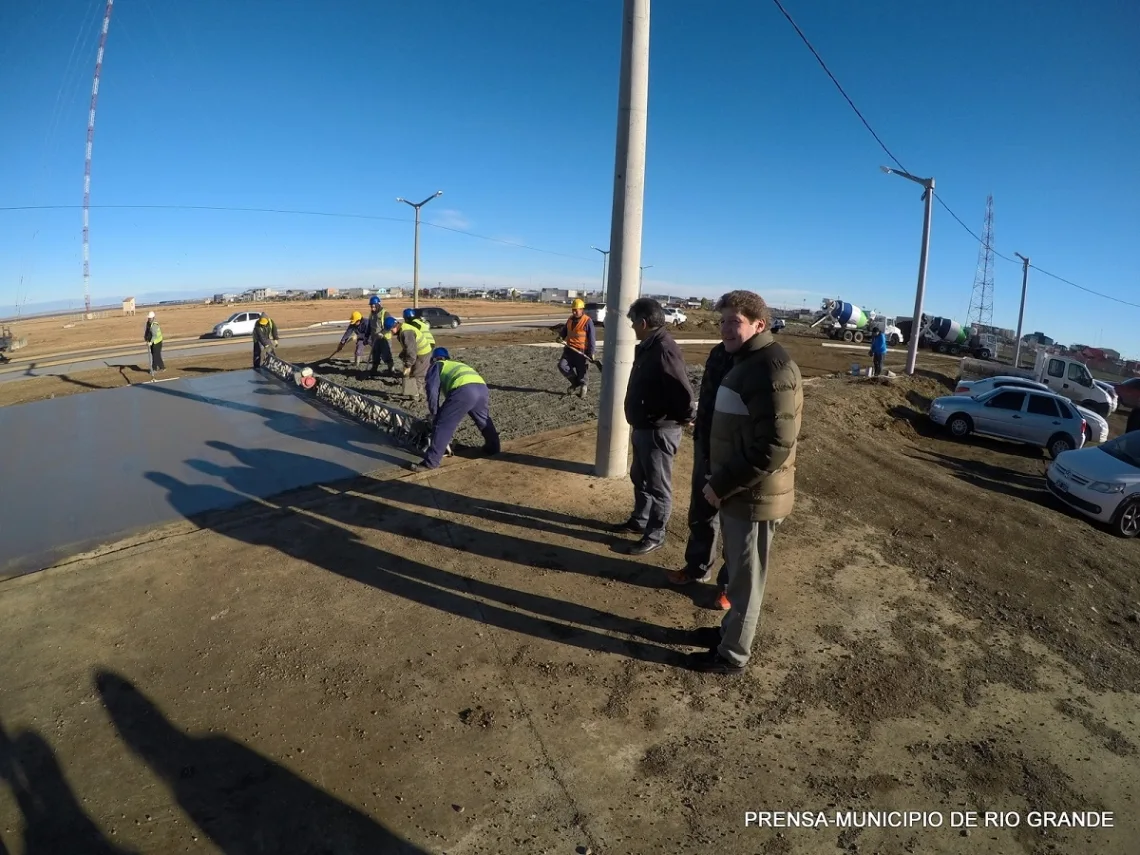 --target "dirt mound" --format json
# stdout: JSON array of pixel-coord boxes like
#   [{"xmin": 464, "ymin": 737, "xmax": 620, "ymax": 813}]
[{"xmin": 804, "ymin": 371, "xmax": 955, "ymax": 441}]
